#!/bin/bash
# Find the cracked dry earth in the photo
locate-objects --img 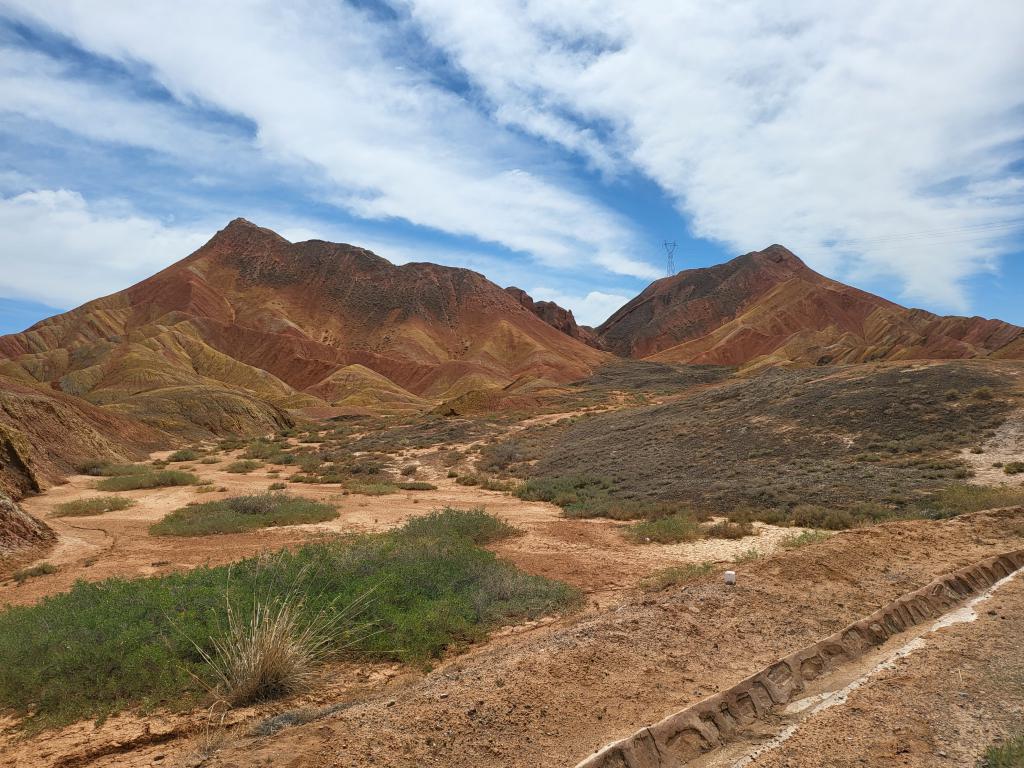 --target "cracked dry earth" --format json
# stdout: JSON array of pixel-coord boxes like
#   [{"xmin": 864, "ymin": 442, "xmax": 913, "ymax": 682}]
[{"xmin": 3, "ymin": 507, "xmax": 1021, "ymax": 768}]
